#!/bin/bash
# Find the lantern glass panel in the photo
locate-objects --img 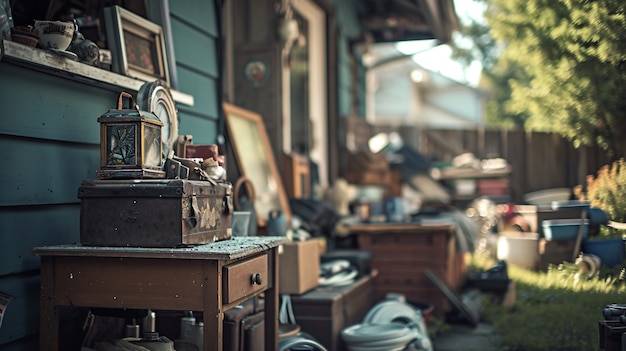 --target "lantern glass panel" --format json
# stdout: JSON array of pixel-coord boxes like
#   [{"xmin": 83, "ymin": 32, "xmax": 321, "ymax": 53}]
[
  {"xmin": 106, "ymin": 123, "xmax": 137, "ymax": 167},
  {"xmin": 144, "ymin": 123, "xmax": 162, "ymax": 168}
]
